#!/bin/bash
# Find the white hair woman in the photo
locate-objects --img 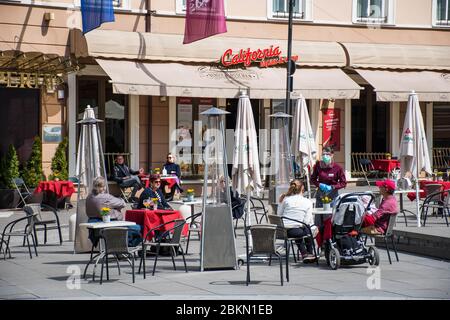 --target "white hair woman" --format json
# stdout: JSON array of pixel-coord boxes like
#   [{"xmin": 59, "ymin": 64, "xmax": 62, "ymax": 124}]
[{"xmin": 86, "ymin": 176, "xmax": 126, "ymax": 221}]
